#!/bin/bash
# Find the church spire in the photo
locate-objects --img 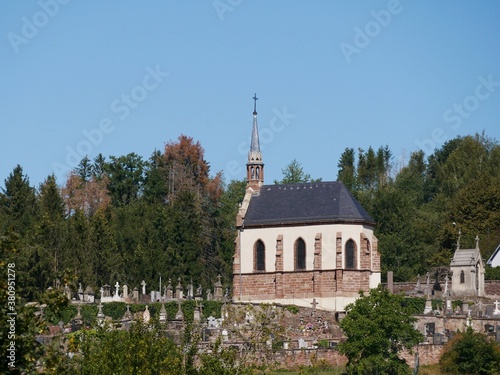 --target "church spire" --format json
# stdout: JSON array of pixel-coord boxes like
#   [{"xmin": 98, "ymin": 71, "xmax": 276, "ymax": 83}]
[
  {"xmin": 250, "ymin": 93, "xmax": 260, "ymax": 154},
  {"xmin": 246, "ymin": 93, "xmax": 264, "ymax": 192}
]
